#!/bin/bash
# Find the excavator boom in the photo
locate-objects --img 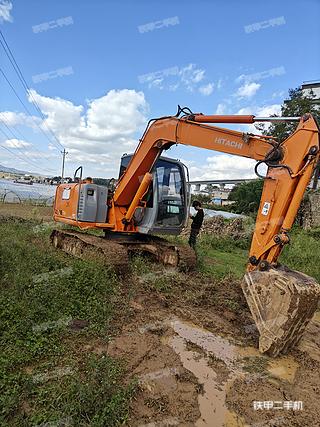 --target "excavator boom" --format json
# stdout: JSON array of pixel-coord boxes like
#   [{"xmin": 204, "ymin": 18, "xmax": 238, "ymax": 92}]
[{"xmin": 52, "ymin": 109, "xmax": 320, "ymax": 356}]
